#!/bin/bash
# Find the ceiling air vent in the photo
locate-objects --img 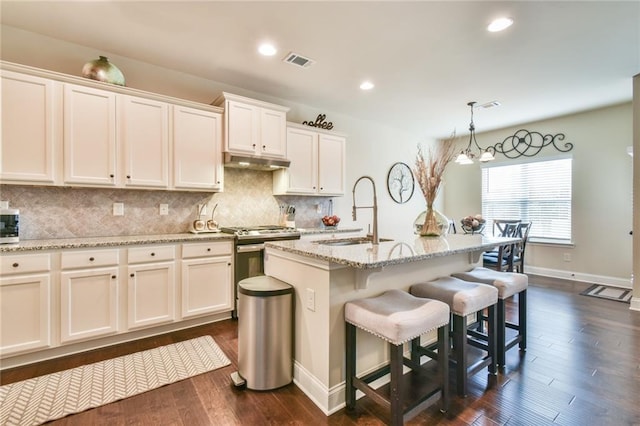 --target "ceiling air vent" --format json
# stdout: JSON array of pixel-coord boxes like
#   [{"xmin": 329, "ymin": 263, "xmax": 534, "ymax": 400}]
[{"xmin": 283, "ymin": 52, "xmax": 315, "ymax": 68}]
